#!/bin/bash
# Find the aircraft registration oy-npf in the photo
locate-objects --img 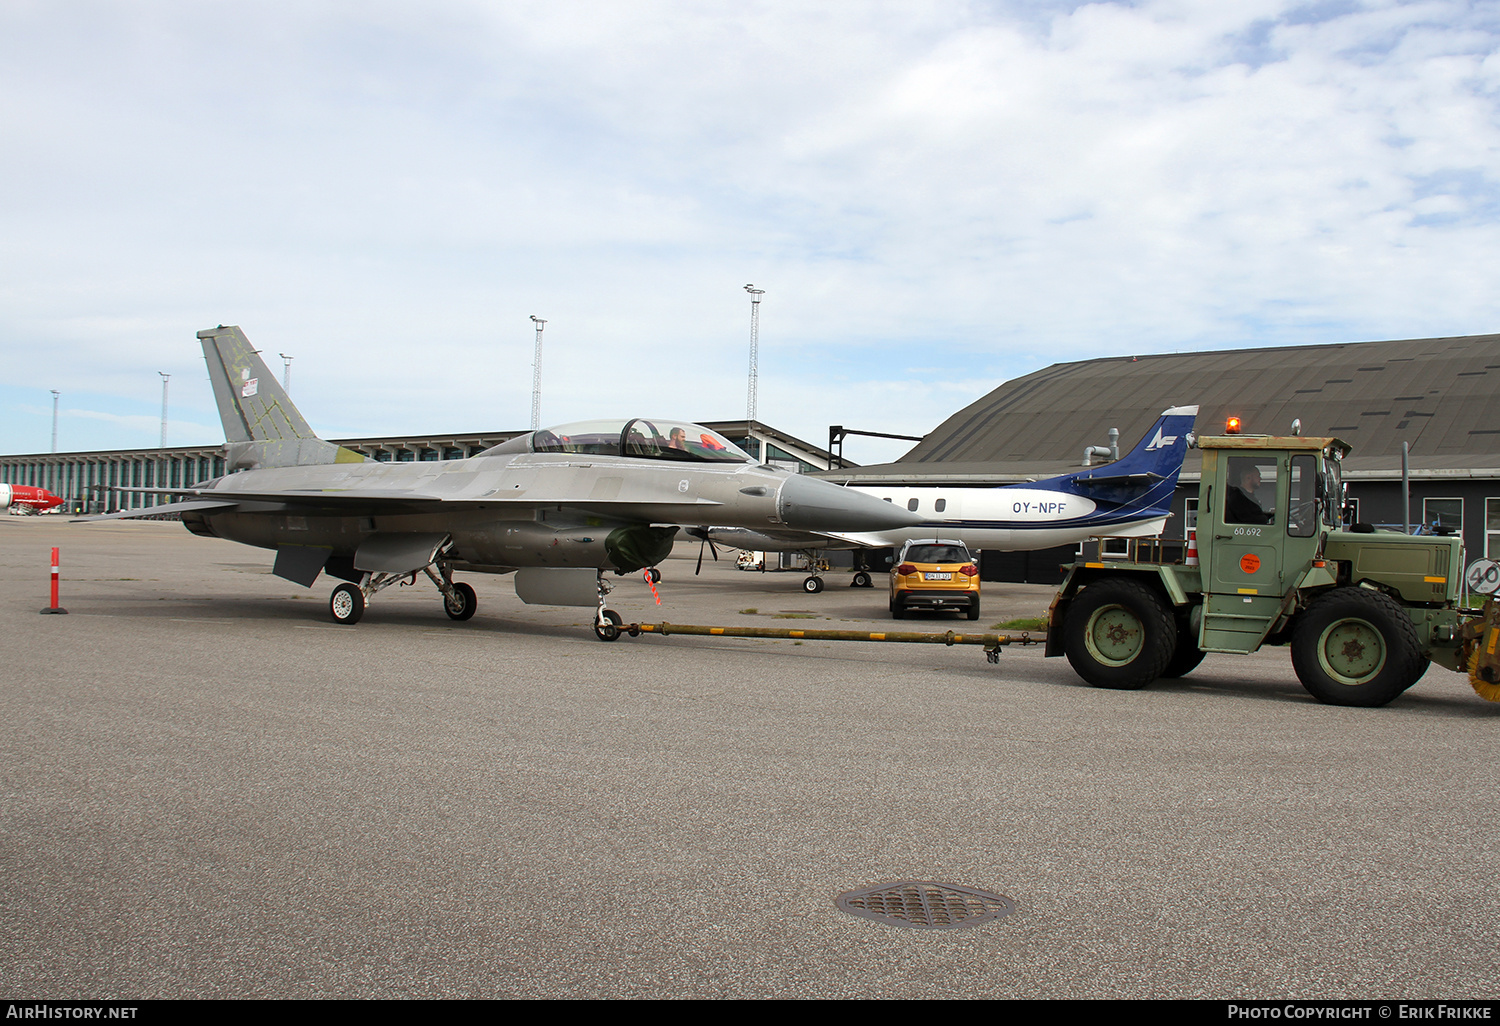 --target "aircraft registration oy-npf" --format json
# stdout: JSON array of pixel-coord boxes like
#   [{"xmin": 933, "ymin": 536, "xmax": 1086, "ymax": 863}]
[{"xmin": 78, "ymin": 326, "xmax": 923, "ymax": 631}]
